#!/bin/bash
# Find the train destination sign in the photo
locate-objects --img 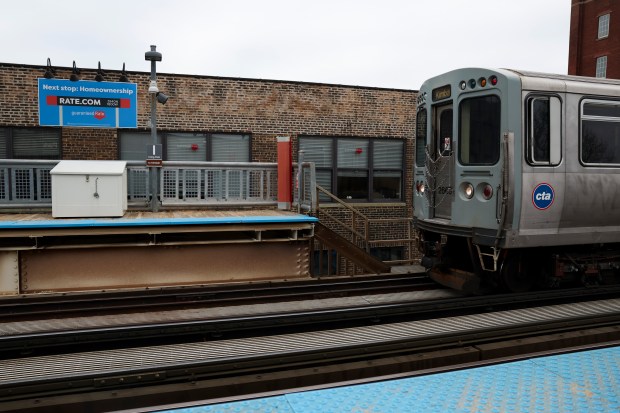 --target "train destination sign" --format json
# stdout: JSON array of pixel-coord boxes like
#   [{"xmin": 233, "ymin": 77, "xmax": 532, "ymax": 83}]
[
  {"xmin": 432, "ymin": 84, "xmax": 451, "ymax": 102},
  {"xmin": 38, "ymin": 78, "xmax": 137, "ymax": 128}
]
